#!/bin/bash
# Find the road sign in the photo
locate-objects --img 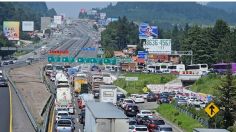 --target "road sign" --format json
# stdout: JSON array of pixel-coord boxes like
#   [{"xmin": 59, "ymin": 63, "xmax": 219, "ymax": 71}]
[
  {"xmin": 143, "ymin": 87, "xmax": 148, "ymax": 93},
  {"xmin": 55, "ymin": 56, "xmax": 61, "ymax": 62},
  {"xmin": 125, "ymin": 77, "xmax": 138, "ymax": 81},
  {"xmin": 78, "ymin": 58, "xmax": 84, "ymax": 63},
  {"xmin": 204, "ymin": 102, "xmax": 220, "ymax": 118},
  {"xmin": 62, "ymin": 57, "xmax": 69, "ymax": 62},
  {"xmin": 48, "ymin": 56, "xmax": 55, "ymax": 62}
]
